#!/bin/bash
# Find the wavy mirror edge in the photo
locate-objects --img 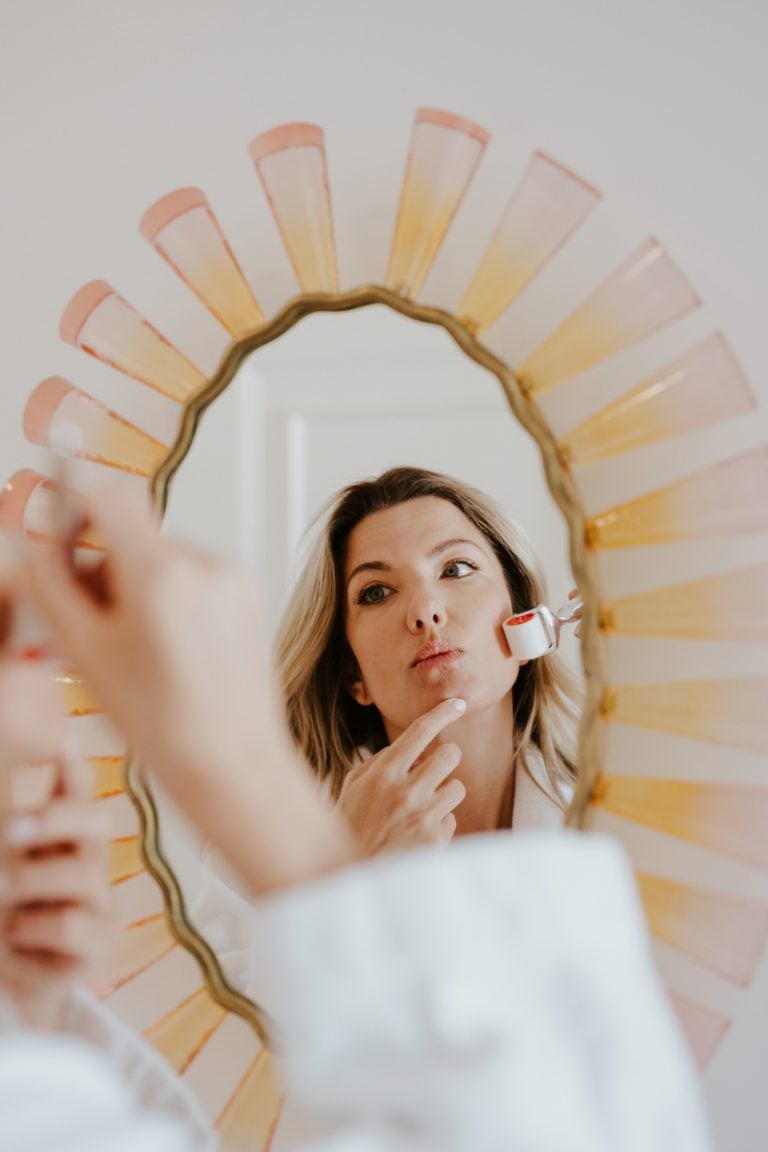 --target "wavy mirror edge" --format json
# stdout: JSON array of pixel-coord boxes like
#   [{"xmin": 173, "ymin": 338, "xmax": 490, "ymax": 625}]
[{"xmin": 129, "ymin": 282, "xmax": 605, "ymax": 1041}]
